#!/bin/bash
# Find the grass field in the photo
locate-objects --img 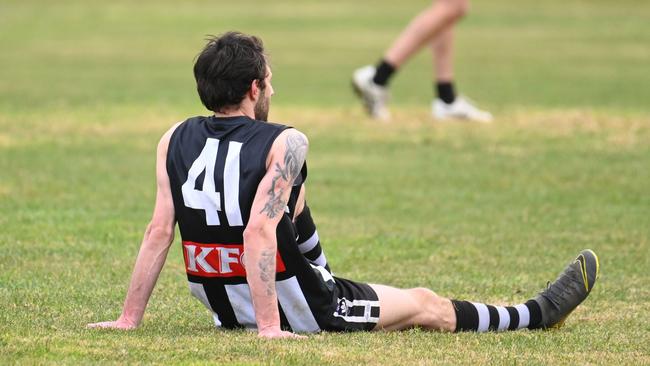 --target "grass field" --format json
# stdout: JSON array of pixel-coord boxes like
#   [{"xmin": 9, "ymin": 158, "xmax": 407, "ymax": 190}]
[{"xmin": 1, "ymin": 0, "xmax": 649, "ymax": 364}]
